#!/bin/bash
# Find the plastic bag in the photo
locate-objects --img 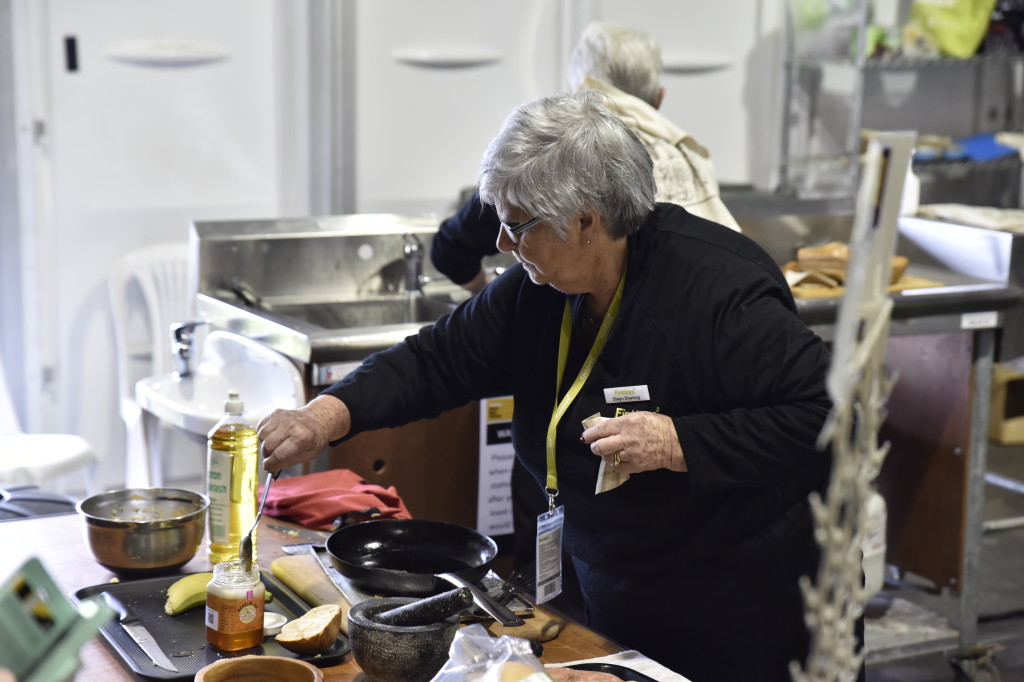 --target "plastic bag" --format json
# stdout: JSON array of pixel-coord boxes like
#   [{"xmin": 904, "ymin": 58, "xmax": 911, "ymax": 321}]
[
  {"xmin": 429, "ymin": 624, "xmax": 552, "ymax": 682},
  {"xmin": 788, "ymin": 0, "xmax": 865, "ymax": 57},
  {"xmin": 910, "ymin": 0, "xmax": 997, "ymax": 58}
]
